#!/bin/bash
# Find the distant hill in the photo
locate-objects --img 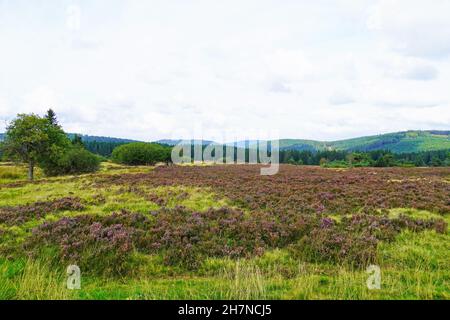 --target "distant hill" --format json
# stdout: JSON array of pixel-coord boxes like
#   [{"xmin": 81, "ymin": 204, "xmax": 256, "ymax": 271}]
[
  {"xmin": 277, "ymin": 131, "xmax": 450, "ymax": 153},
  {"xmin": 162, "ymin": 130, "xmax": 450, "ymax": 153},
  {"xmin": 159, "ymin": 131, "xmax": 450, "ymax": 154},
  {"xmin": 67, "ymin": 134, "xmax": 141, "ymax": 157}
]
